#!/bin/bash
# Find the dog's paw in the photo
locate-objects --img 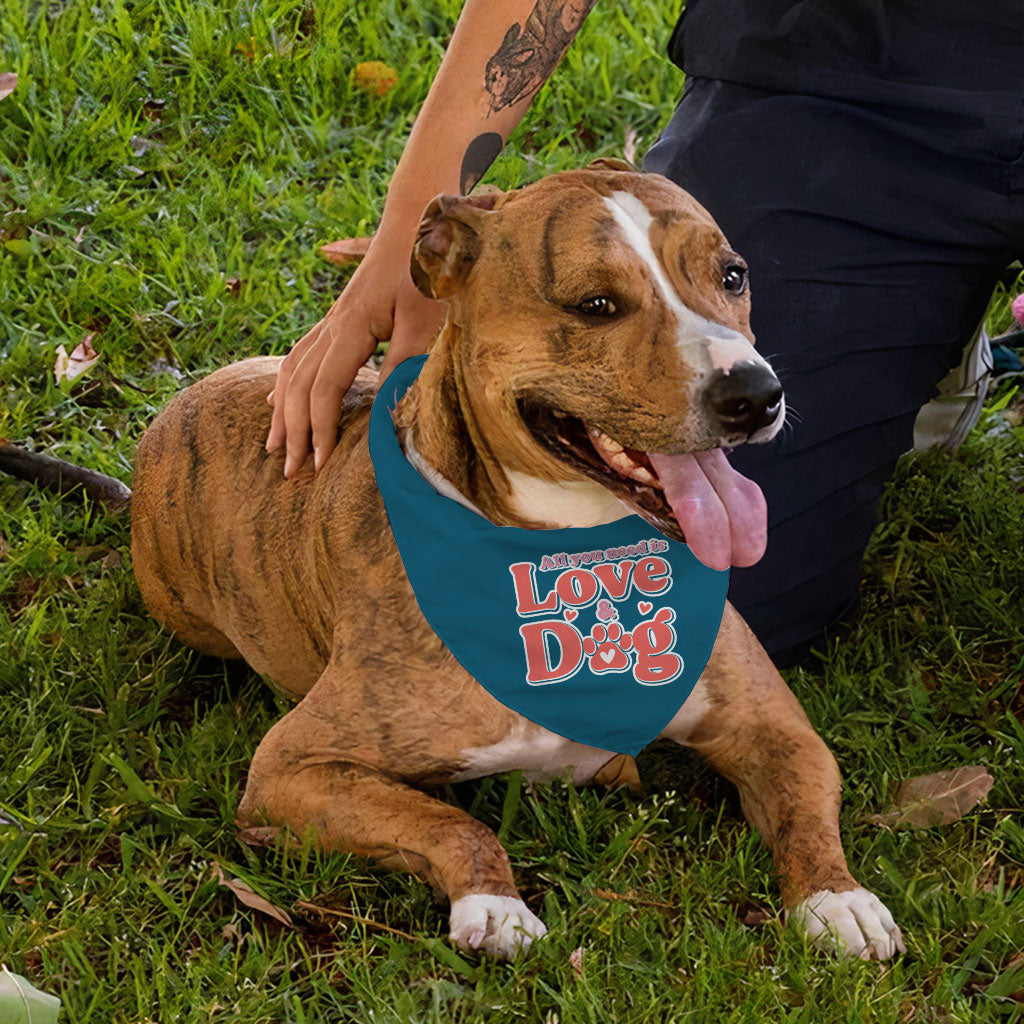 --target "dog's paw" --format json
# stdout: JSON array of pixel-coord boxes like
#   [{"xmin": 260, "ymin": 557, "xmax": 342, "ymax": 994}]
[
  {"xmin": 789, "ymin": 887, "xmax": 905, "ymax": 960},
  {"xmin": 449, "ymin": 894, "xmax": 547, "ymax": 960}
]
